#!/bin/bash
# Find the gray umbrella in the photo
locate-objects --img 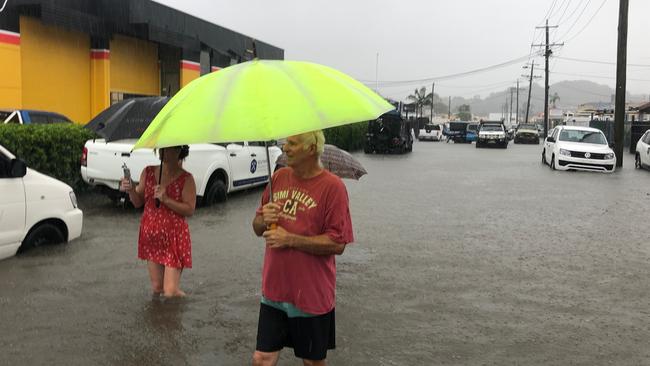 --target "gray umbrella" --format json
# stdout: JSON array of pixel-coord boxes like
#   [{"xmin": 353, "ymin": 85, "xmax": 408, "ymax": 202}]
[
  {"xmin": 85, "ymin": 97, "xmax": 169, "ymax": 141},
  {"xmin": 276, "ymin": 144, "xmax": 367, "ymax": 180}
]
